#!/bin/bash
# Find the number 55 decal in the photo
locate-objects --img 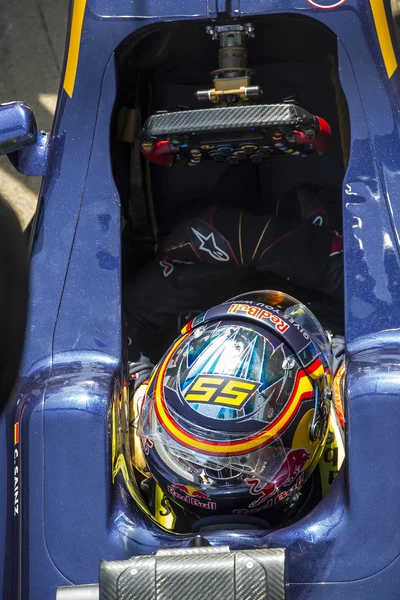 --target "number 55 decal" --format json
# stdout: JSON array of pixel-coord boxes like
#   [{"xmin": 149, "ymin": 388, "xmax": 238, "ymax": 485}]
[{"xmin": 185, "ymin": 374, "xmax": 261, "ymax": 409}]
